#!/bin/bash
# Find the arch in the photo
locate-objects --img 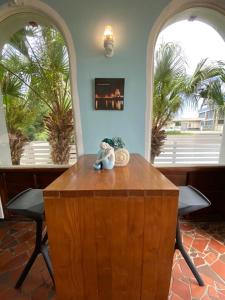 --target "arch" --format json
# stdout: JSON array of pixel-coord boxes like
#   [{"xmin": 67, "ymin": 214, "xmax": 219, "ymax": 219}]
[
  {"xmin": 0, "ymin": 0, "xmax": 83, "ymax": 157},
  {"xmin": 145, "ymin": 0, "xmax": 225, "ymax": 161}
]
